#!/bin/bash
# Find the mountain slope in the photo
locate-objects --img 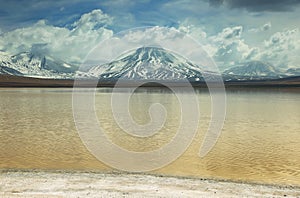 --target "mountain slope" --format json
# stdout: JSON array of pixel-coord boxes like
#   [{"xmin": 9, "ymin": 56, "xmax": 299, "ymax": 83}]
[
  {"xmin": 0, "ymin": 66, "xmax": 23, "ymax": 75},
  {"xmin": 0, "ymin": 51, "xmax": 76, "ymax": 79},
  {"xmin": 86, "ymin": 47, "xmax": 205, "ymax": 81},
  {"xmin": 223, "ymin": 61, "xmax": 286, "ymax": 80},
  {"xmin": 1, "ymin": 49, "xmax": 299, "ymax": 81},
  {"xmin": 286, "ymin": 68, "xmax": 300, "ymax": 76}
]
